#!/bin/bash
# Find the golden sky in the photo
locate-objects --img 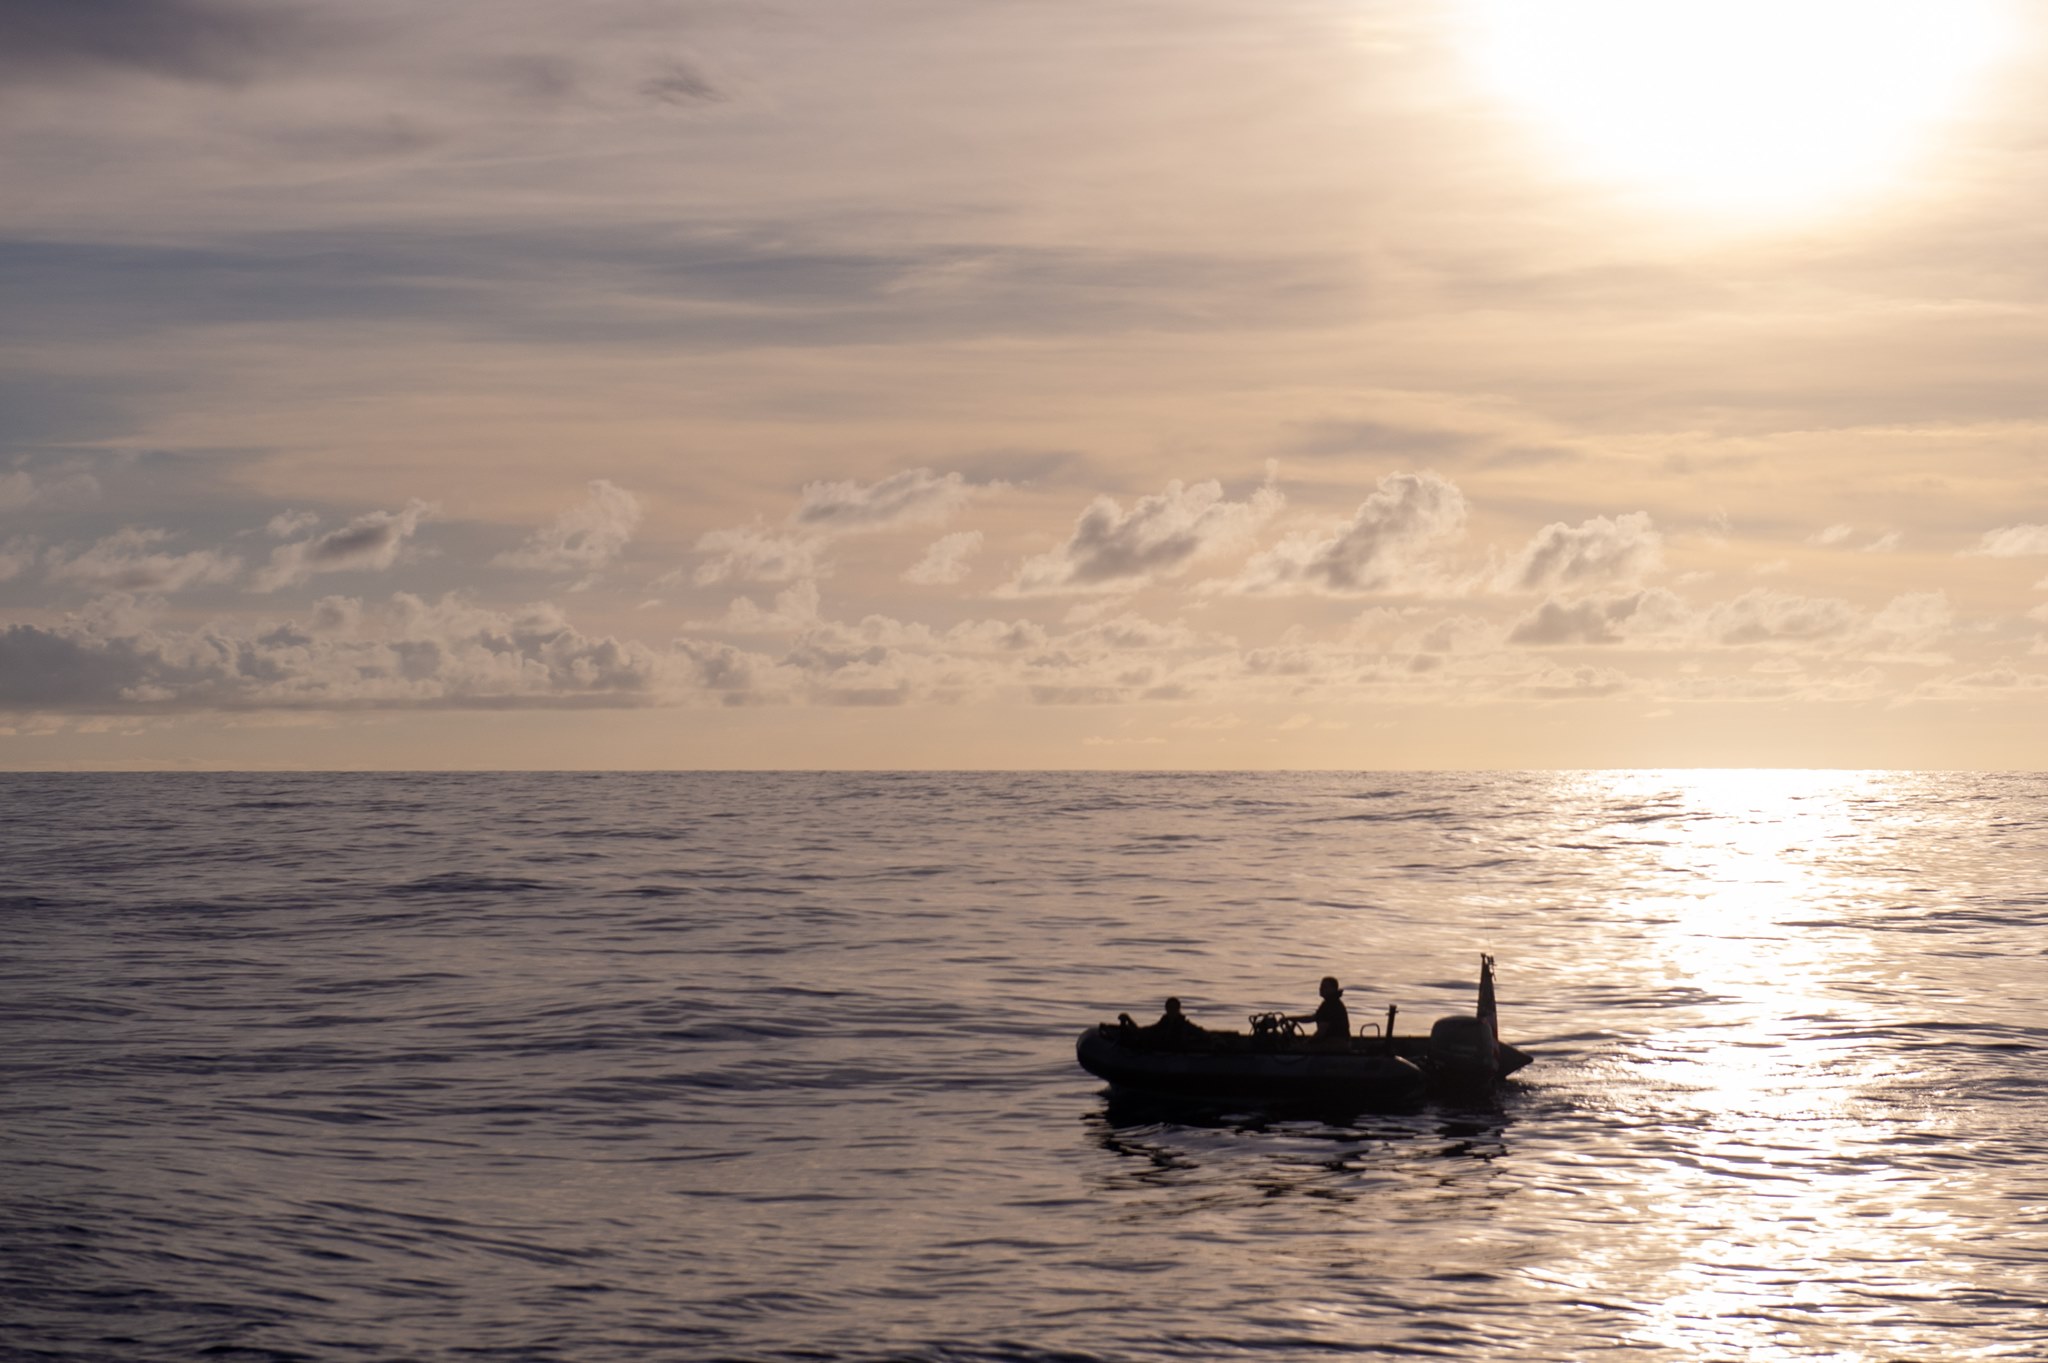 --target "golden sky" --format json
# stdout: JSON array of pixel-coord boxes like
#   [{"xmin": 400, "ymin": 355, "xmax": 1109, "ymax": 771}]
[{"xmin": 5, "ymin": 0, "xmax": 2048, "ymax": 769}]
